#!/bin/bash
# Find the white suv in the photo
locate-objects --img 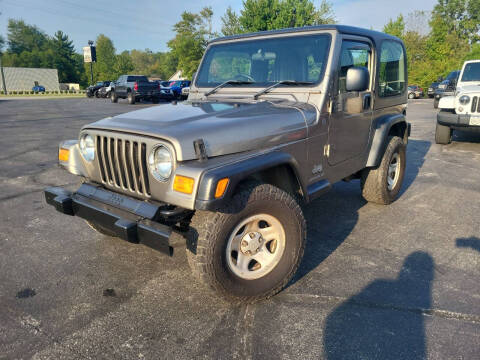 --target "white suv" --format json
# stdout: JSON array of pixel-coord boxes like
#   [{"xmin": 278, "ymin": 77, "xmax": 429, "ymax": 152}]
[{"xmin": 436, "ymin": 59, "xmax": 480, "ymax": 144}]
